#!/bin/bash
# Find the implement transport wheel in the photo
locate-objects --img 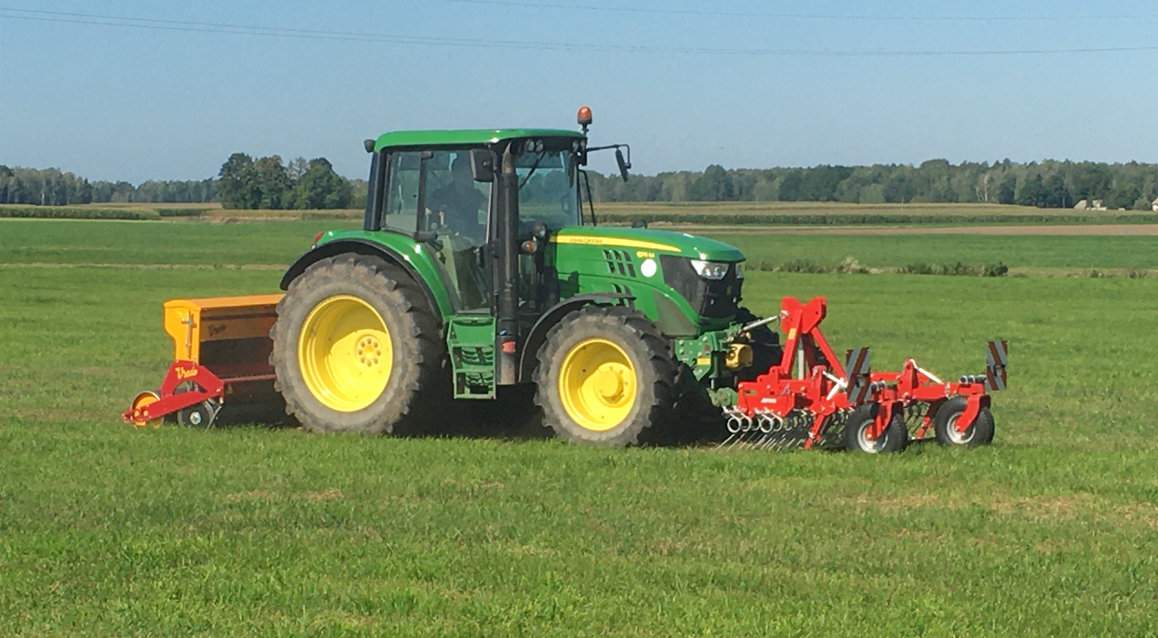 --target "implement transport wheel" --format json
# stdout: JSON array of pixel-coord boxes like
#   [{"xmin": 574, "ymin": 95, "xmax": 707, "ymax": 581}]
[
  {"xmin": 128, "ymin": 390, "xmax": 162, "ymax": 429},
  {"xmin": 535, "ymin": 306, "xmax": 675, "ymax": 446},
  {"xmin": 934, "ymin": 397, "xmax": 995, "ymax": 447},
  {"xmin": 845, "ymin": 404, "xmax": 908, "ymax": 454},
  {"xmin": 271, "ymin": 254, "xmax": 446, "ymax": 435}
]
